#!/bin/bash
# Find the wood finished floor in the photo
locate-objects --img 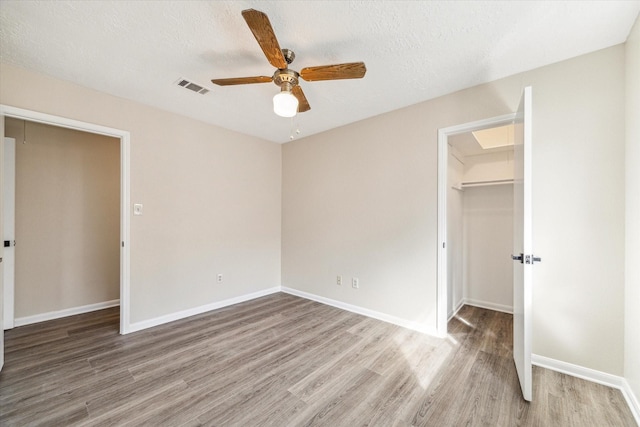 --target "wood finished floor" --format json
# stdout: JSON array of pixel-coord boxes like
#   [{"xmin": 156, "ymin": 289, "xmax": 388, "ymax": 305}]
[{"xmin": 0, "ymin": 293, "xmax": 636, "ymax": 426}]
